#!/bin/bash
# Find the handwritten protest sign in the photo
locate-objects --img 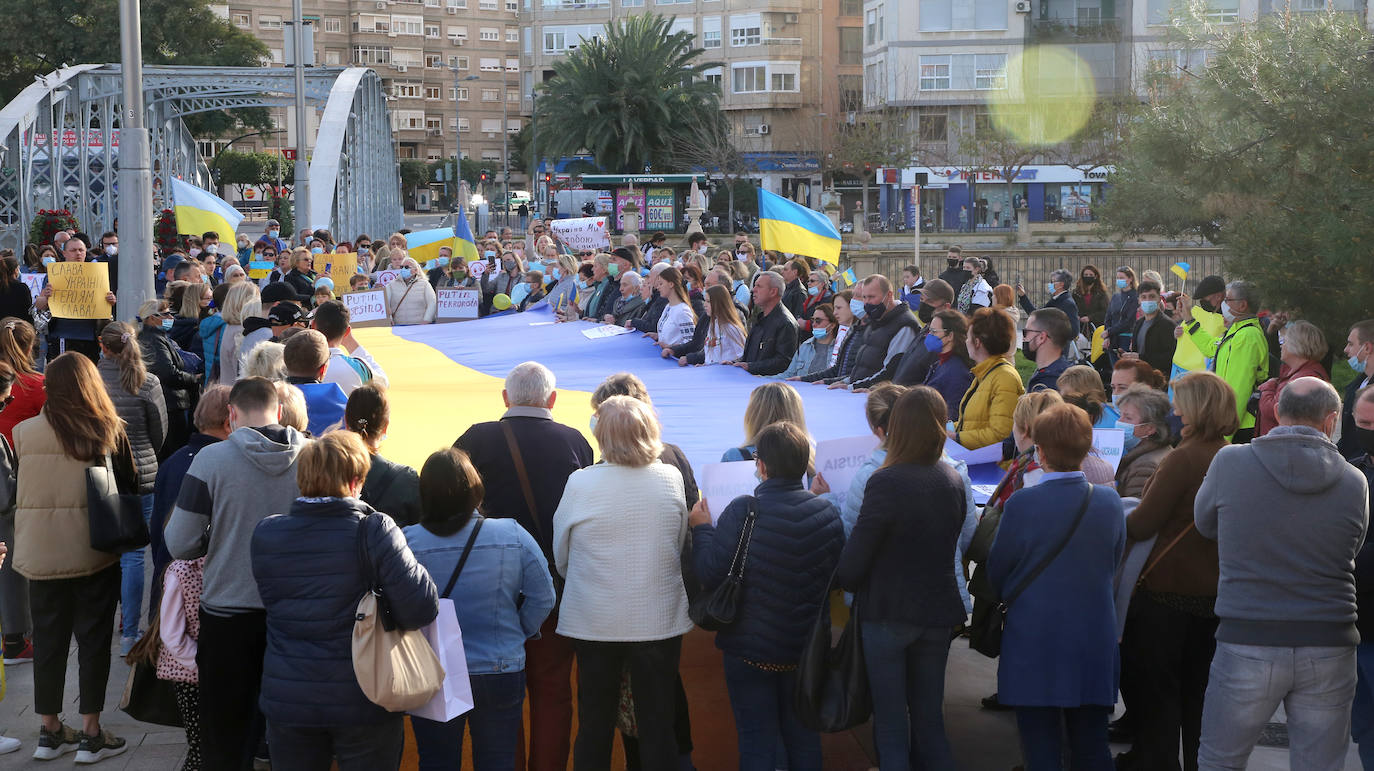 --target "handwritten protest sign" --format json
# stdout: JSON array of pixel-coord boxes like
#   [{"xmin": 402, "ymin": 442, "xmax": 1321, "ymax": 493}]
[
  {"xmin": 813, "ymin": 434, "xmax": 880, "ymax": 511},
  {"xmin": 1092, "ymin": 428, "xmax": 1125, "ymax": 472},
  {"xmin": 247, "ymin": 260, "xmax": 274, "ymax": 279},
  {"xmin": 550, "ymin": 217, "xmax": 611, "ymax": 252},
  {"xmin": 20, "ymin": 273, "xmax": 45, "ymax": 297},
  {"xmin": 374, "ymin": 269, "xmax": 407, "ymax": 287},
  {"xmin": 467, "ymin": 260, "xmax": 488, "ymax": 278},
  {"xmin": 342, "ymin": 289, "xmax": 389, "ymax": 326},
  {"xmin": 436, "ymin": 288, "xmax": 480, "ymax": 321},
  {"xmin": 47, "ymin": 262, "xmax": 110, "ymax": 319},
  {"xmin": 581, "ymin": 324, "xmax": 632, "ymax": 340},
  {"xmin": 328, "ymin": 253, "xmax": 358, "ymax": 291},
  {"xmin": 699, "ymin": 461, "xmax": 758, "ymax": 525}
]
